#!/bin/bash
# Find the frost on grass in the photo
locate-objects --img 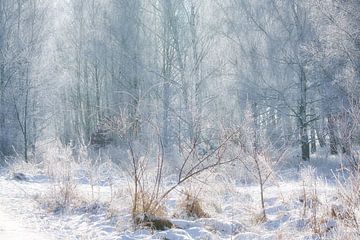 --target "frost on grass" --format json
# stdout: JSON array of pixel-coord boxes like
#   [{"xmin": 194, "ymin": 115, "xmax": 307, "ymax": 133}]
[{"xmin": 1, "ymin": 142, "xmax": 360, "ymax": 240}]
